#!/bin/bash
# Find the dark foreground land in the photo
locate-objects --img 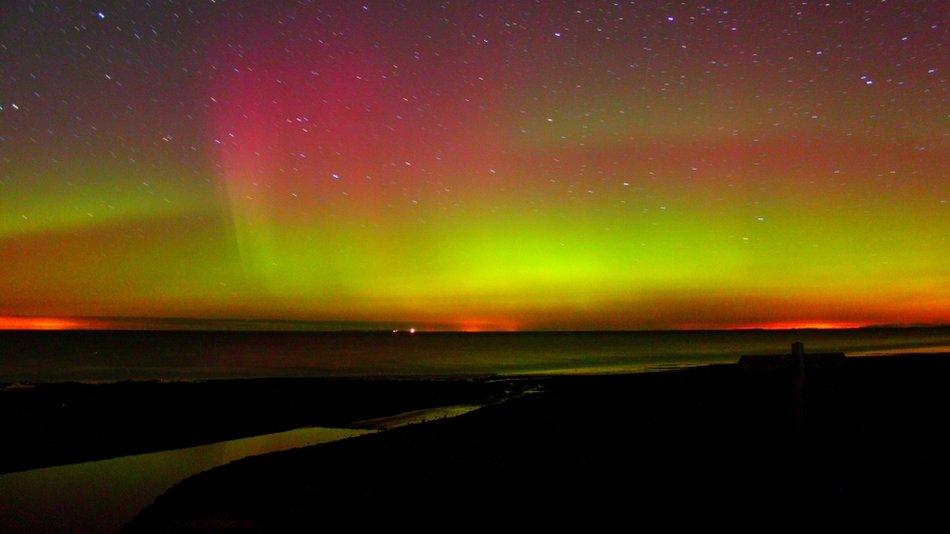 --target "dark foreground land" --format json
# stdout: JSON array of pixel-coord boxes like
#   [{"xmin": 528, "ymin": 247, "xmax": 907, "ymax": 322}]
[
  {"xmin": 122, "ymin": 354, "xmax": 950, "ymax": 532},
  {"xmin": 0, "ymin": 377, "xmax": 513, "ymax": 473}
]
